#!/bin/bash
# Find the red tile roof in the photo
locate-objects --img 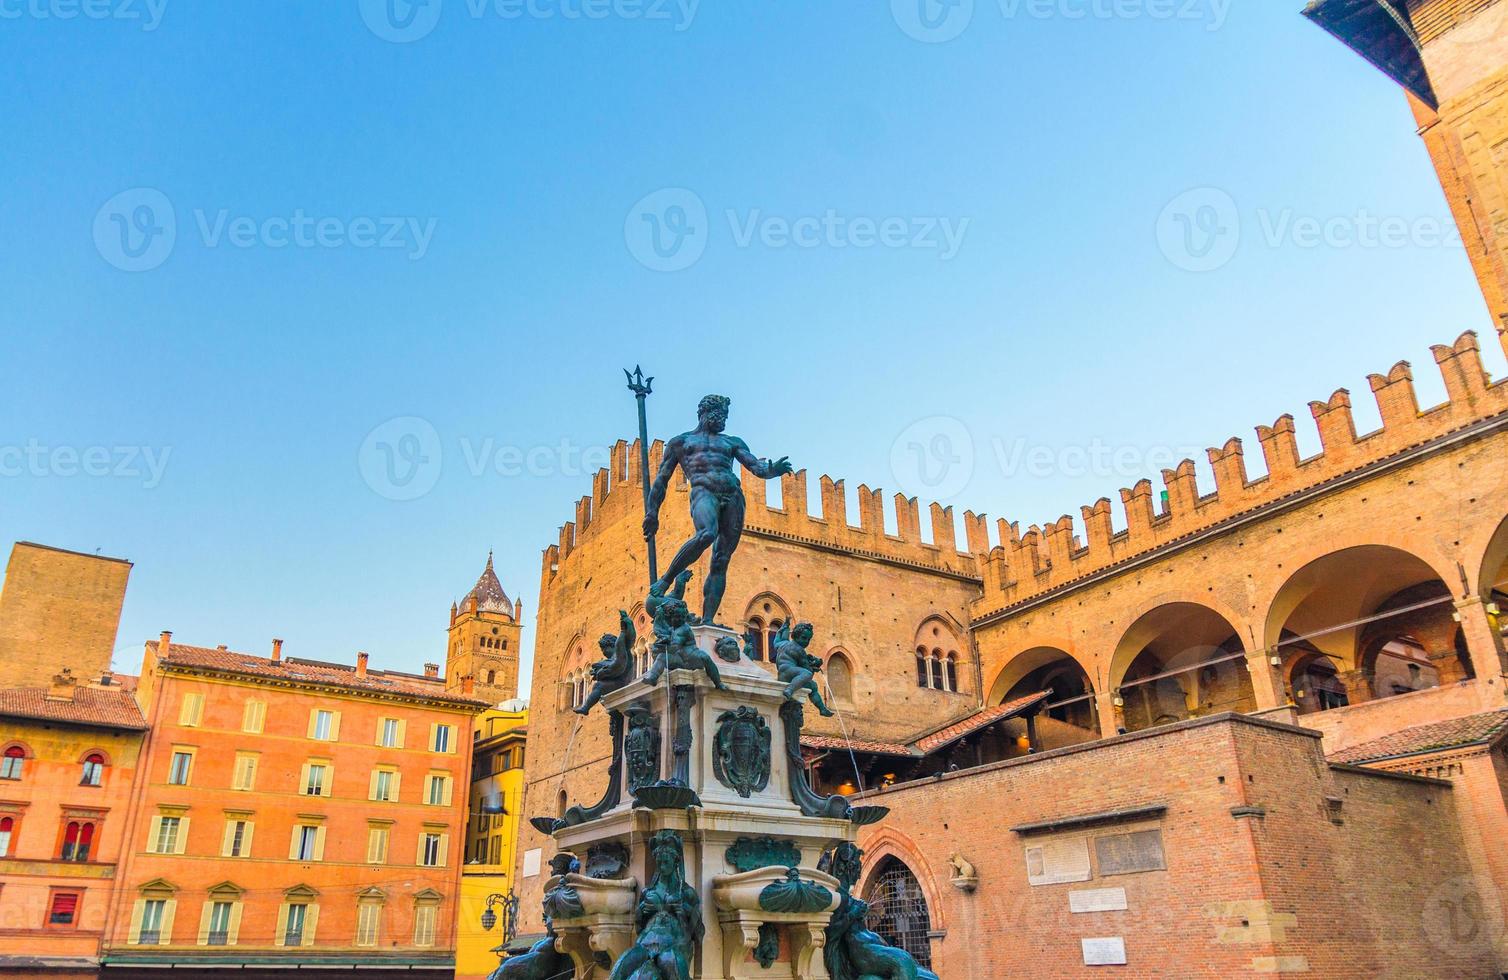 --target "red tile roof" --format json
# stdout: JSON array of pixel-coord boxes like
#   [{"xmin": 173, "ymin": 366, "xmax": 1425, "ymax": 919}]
[
  {"xmin": 151, "ymin": 643, "xmax": 490, "ymax": 708},
  {"xmin": 800, "ymin": 691, "xmax": 1051, "ymax": 759},
  {"xmin": 1329, "ymin": 710, "xmax": 1508, "ymax": 764},
  {"xmin": 0, "ymin": 685, "xmax": 147, "ymax": 731}
]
